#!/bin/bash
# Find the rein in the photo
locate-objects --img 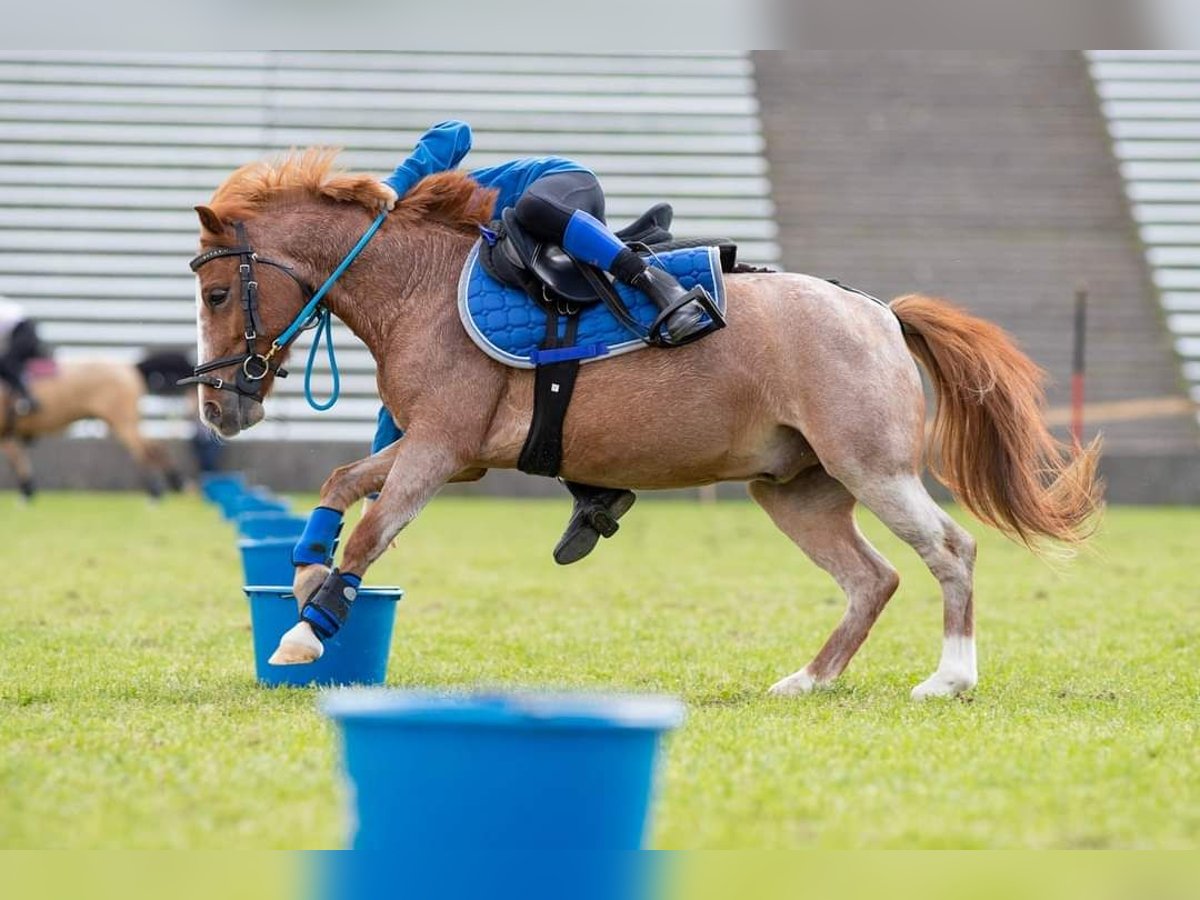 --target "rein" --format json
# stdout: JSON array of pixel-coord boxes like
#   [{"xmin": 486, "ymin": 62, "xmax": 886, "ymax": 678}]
[{"xmin": 185, "ymin": 210, "xmax": 388, "ymax": 410}]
